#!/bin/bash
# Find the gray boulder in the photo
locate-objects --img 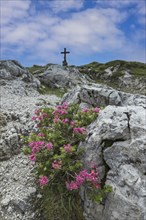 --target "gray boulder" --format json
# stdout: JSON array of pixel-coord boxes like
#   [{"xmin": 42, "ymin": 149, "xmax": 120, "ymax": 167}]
[
  {"xmin": 0, "ymin": 60, "xmax": 40, "ymax": 88},
  {"xmin": 79, "ymin": 105, "xmax": 146, "ymax": 220},
  {"xmin": 63, "ymin": 83, "xmax": 146, "ymax": 108},
  {"xmin": 35, "ymin": 64, "xmax": 91, "ymax": 88}
]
